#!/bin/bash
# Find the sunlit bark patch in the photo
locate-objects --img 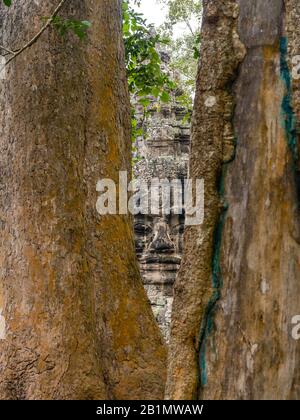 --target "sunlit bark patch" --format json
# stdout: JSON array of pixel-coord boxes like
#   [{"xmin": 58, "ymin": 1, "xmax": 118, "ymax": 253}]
[{"xmin": 0, "ymin": 309, "xmax": 5, "ymax": 340}]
